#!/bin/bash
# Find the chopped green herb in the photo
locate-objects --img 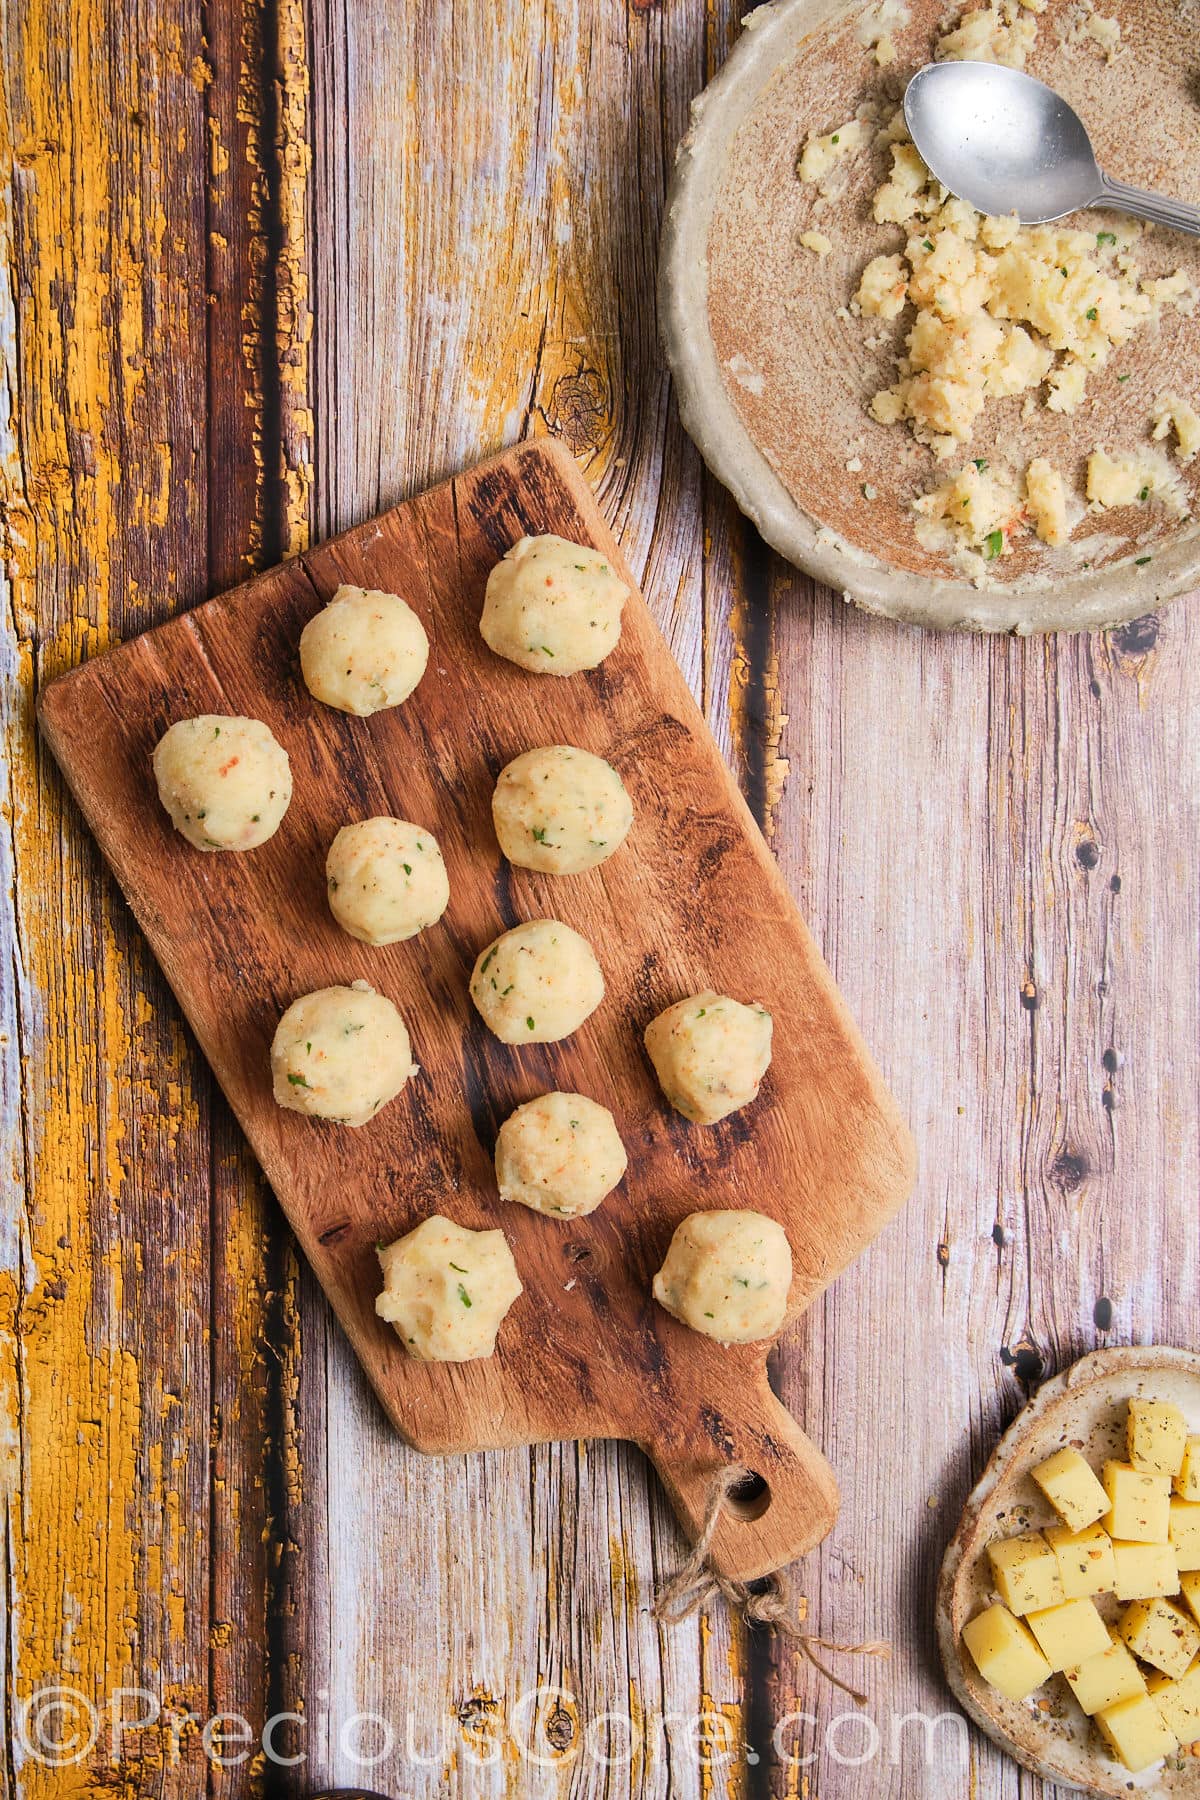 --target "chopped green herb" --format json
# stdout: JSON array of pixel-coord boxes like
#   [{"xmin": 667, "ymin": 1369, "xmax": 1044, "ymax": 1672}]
[
  {"xmin": 1085, "ymin": 306, "xmax": 1098, "ymax": 321},
  {"xmin": 982, "ymin": 529, "xmax": 1004, "ymax": 561},
  {"xmin": 329, "ymin": 876, "xmax": 339, "ymax": 890},
  {"xmin": 1097, "ymin": 230, "xmax": 1117, "ymax": 246},
  {"xmin": 1138, "ymin": 486, "xmax": 1149, "ymax": 501},
  {"xmin": 479, "ymin": 946, "xmax": 497, "ymax": 974},
  {"xmin": 402, "ymin": 862, "xmax": 412, "ymax": 875},
  {"xmin": 526, "ymin": 1016, "xmax": 536, "ymax": 1031},
  {"xmin": 569, "ymin": 1119, "xmax": 580, "ymax": 1129},
  {"xmin": 457, "ymin": 1284, "xmax": 472, "ymax": 1308},
  {"xmin": 831, "ymin": 133, "xmax": 840, "ymax": 144},
  {"xmin": 922, "ymin": 238, "xmax": 934, "ymax": 252},
  {"xmin": 703, "ymin": 1312, "xmax": 715, "ymax": 1319},
  {"xmin": 697, "ymin": 1007, "xmax": 707, "ymax": 1017},
  {"xmin": 733, "ymin": 1277, "xmax": 750, "ymax": 1288},
  {"xmin": 251, "ymin": 813, "xmax": 260, "ymax": 822},
  {"xmin": 306, "ymin": 1042, "xmax": 312, "ymax": 1053},
  {"xmin": 1117, "ymin": 373, "xmax": 1130, "ymax": 382},
  {"xmin": 449, "ymin": 1261, "xmax": 468, "ymax": 1273},
  {"xmin": 213, "ymin": 726, "xmax": 220, "ymax": 737},
  {"xmin": 501, "ymin": 984, "xmax": 513, "ymax": 996},
  {"xmin": 1134, "ymin": 555, "xmax": 1152, "ymax": 565},
  {"xmin": 973, "ymin": 458, "xmax": 988, "ymax": 471},
  {"xmin": 1059, "ymin": 266, "xmax": 1069, "ymax": 278},
  {"xmin": 531, "ymin": 826, "xmax": 549, "ymax": 844},
  {"xmin": 287, "ymin": 1072, "xmax": 309, "ymax": 1088},
  {"xmin": 540, "ymin": 645, "xmax": 554, "ymax": 657}
]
